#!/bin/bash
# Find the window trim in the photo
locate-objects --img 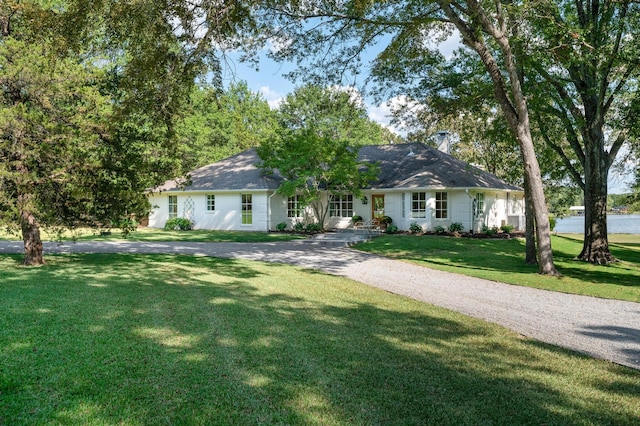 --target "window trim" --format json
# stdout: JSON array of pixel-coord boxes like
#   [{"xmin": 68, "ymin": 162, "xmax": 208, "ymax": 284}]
[
  {"xmin": 168, "ymin": 195, "xmax": 178, "ymax": 219},
  {"xmin": 411, "ymin": 192, "xmax": 426, "ymax": 219},
  {"xmin": 435, "ymin": 191, "xmax": 448, "ymax": 219},
  {"xmin": 329, "ymin": 194, "xmax": 354, "ymax": 218},
  {"xmin": 476, "ymin": 192, "xmax": 484, "ymax": 216},
  {"xmin": 241, "ymin": 194, "xmax": 252, "ymax": 225},
  {"xmin": 206, "ymin": 194, "xmax": 215, "ymax": 212},
  {"xmin": 287, "ymin": 195, "xmax": 303, "ymax": 218}
]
